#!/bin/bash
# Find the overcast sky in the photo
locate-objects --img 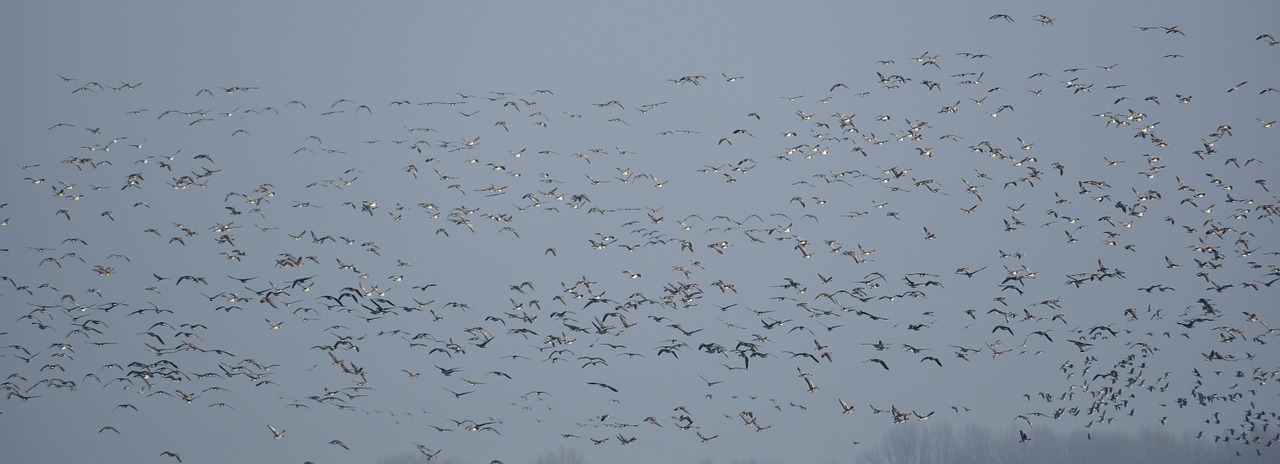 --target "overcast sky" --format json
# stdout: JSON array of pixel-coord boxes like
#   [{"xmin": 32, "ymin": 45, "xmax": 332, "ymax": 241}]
[{"xmin": 2, "ymin": 2, "xmax": 1278, "ymax": 463}]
